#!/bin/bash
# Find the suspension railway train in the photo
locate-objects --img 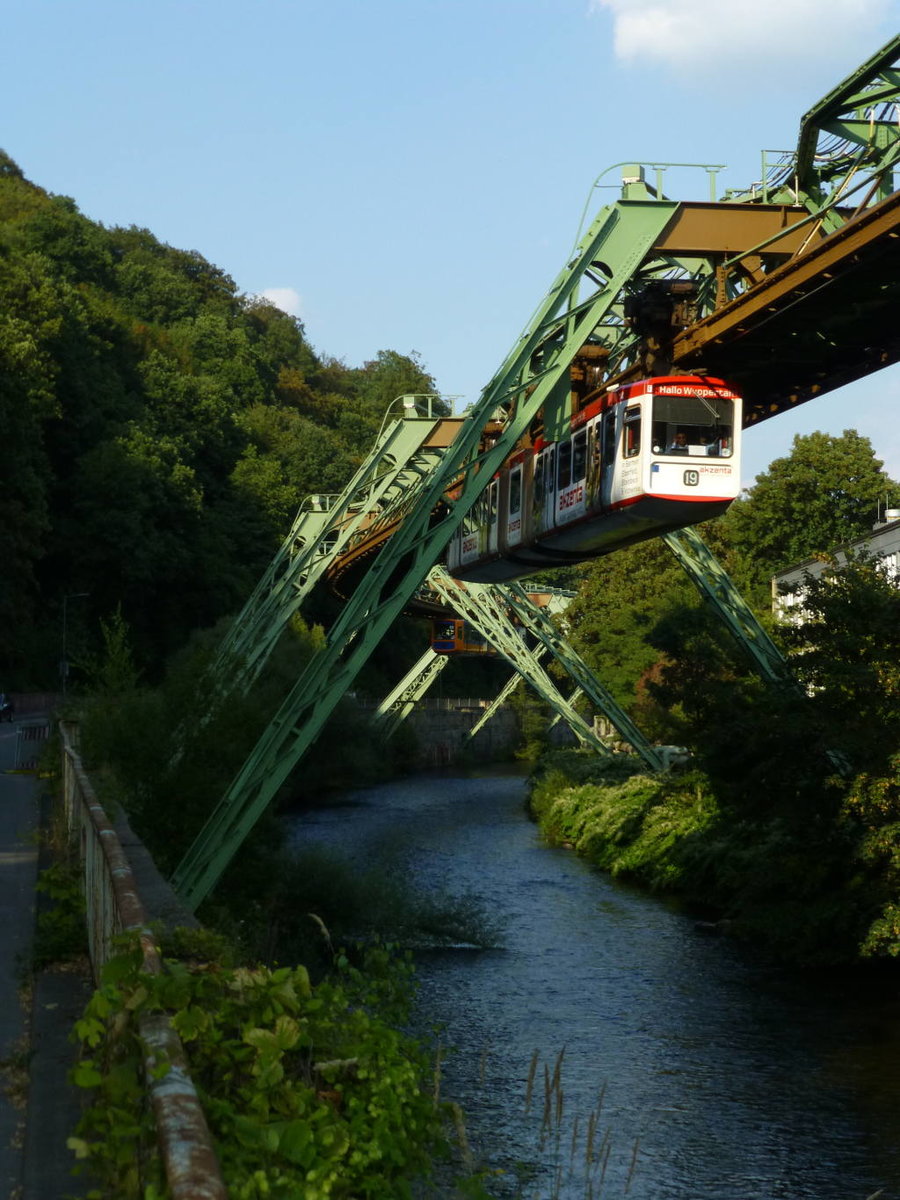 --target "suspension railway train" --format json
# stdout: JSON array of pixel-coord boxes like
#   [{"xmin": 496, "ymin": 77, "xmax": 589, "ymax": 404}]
[
  {"xmin": 447, "ymin": 375, "xmax": 742, "ymax": 583},
  {"xmin": 430, "ymin": 619, "xmax": 494, "ymax": 655}
]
